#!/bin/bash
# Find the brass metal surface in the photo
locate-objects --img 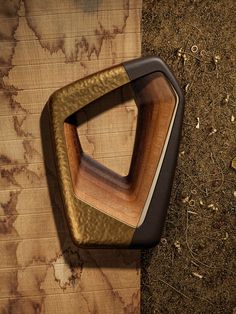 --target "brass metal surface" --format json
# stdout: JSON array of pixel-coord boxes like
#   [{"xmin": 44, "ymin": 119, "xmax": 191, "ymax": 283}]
[{"xmin": 48, "ymin": 65, "xmax": 135, "ymax": 247}]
